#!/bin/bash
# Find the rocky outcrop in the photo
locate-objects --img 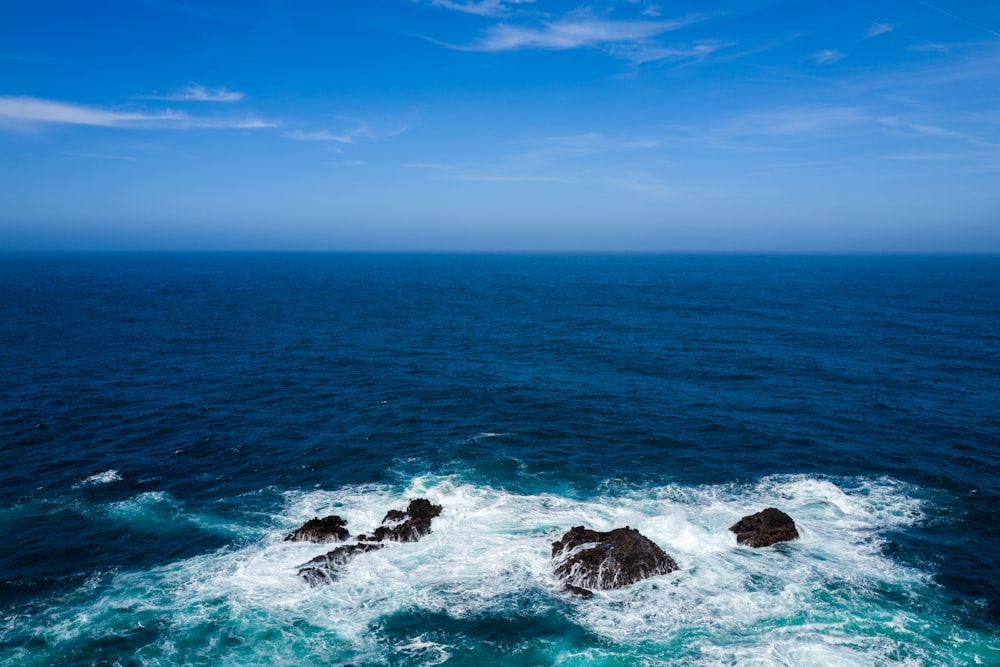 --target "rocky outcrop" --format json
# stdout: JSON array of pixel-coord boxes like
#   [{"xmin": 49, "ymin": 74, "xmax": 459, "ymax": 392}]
[
  {"xmin": 298, "ymin": 543, "xmax": 384, "ymax": 585},
  {"xmin": 285, "ymin": 515, "xmax": 349, "ymax": 543},
  {"xmin": 551, "ymin": 526, "xmax": 678, "ymax": 592},
  {"xmin": 729, "ymin": 508, "xmax": 799, "ymax": 547},
  {"xmin": 298, "ymin": 499, "xmax": 443, "ymax": 585},
  {"xmin": 360, "ymin": 498, "xmax": 443, "ymax": 543}
]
